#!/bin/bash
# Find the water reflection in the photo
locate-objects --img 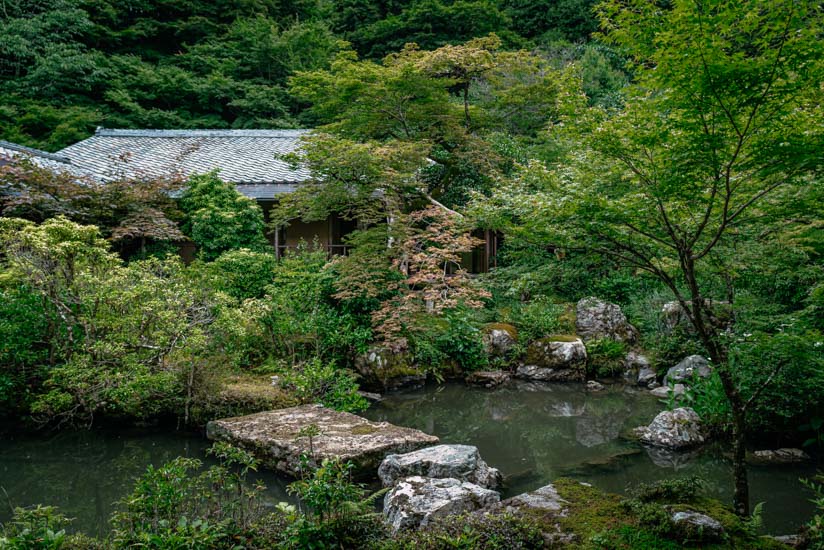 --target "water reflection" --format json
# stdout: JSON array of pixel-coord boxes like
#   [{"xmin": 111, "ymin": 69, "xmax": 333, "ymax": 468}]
[
  {"xmin": 363, "ymin": 381, "xmax": 818, "ymax": 534},
  {"xmin": 0, "ymin": 429, "xmax": 292, "ymax": 537}
]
